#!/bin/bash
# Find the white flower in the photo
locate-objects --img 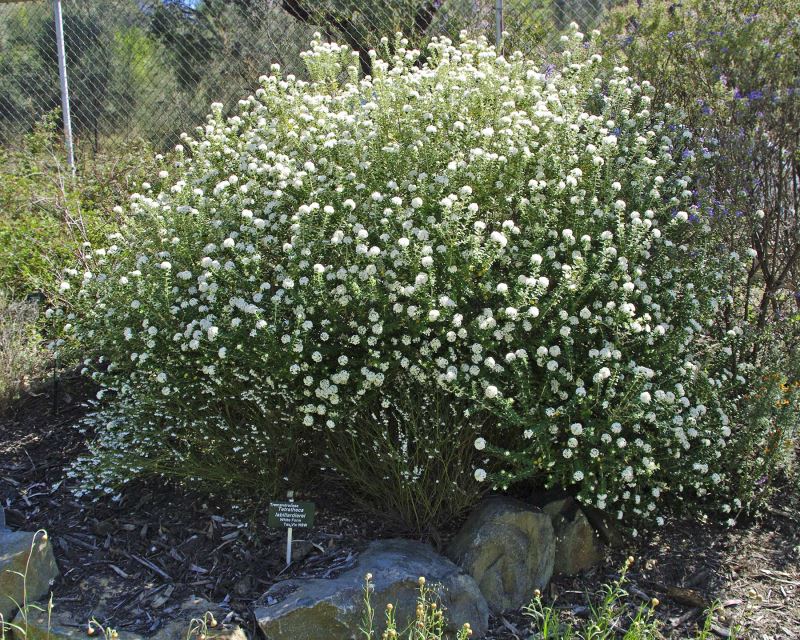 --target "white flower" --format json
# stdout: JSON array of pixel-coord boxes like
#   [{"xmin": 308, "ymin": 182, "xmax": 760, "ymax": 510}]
[
  {"xmin": 489, "ymin": 231, "xmax": 508, "ymax": 247},
  {"xmin": 474, "ymin": 468, "xmax": 487, "ymax": 482},
  {"xmin": 61, "ymin": 34, "xmax": 743, "ymax": 530}
]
